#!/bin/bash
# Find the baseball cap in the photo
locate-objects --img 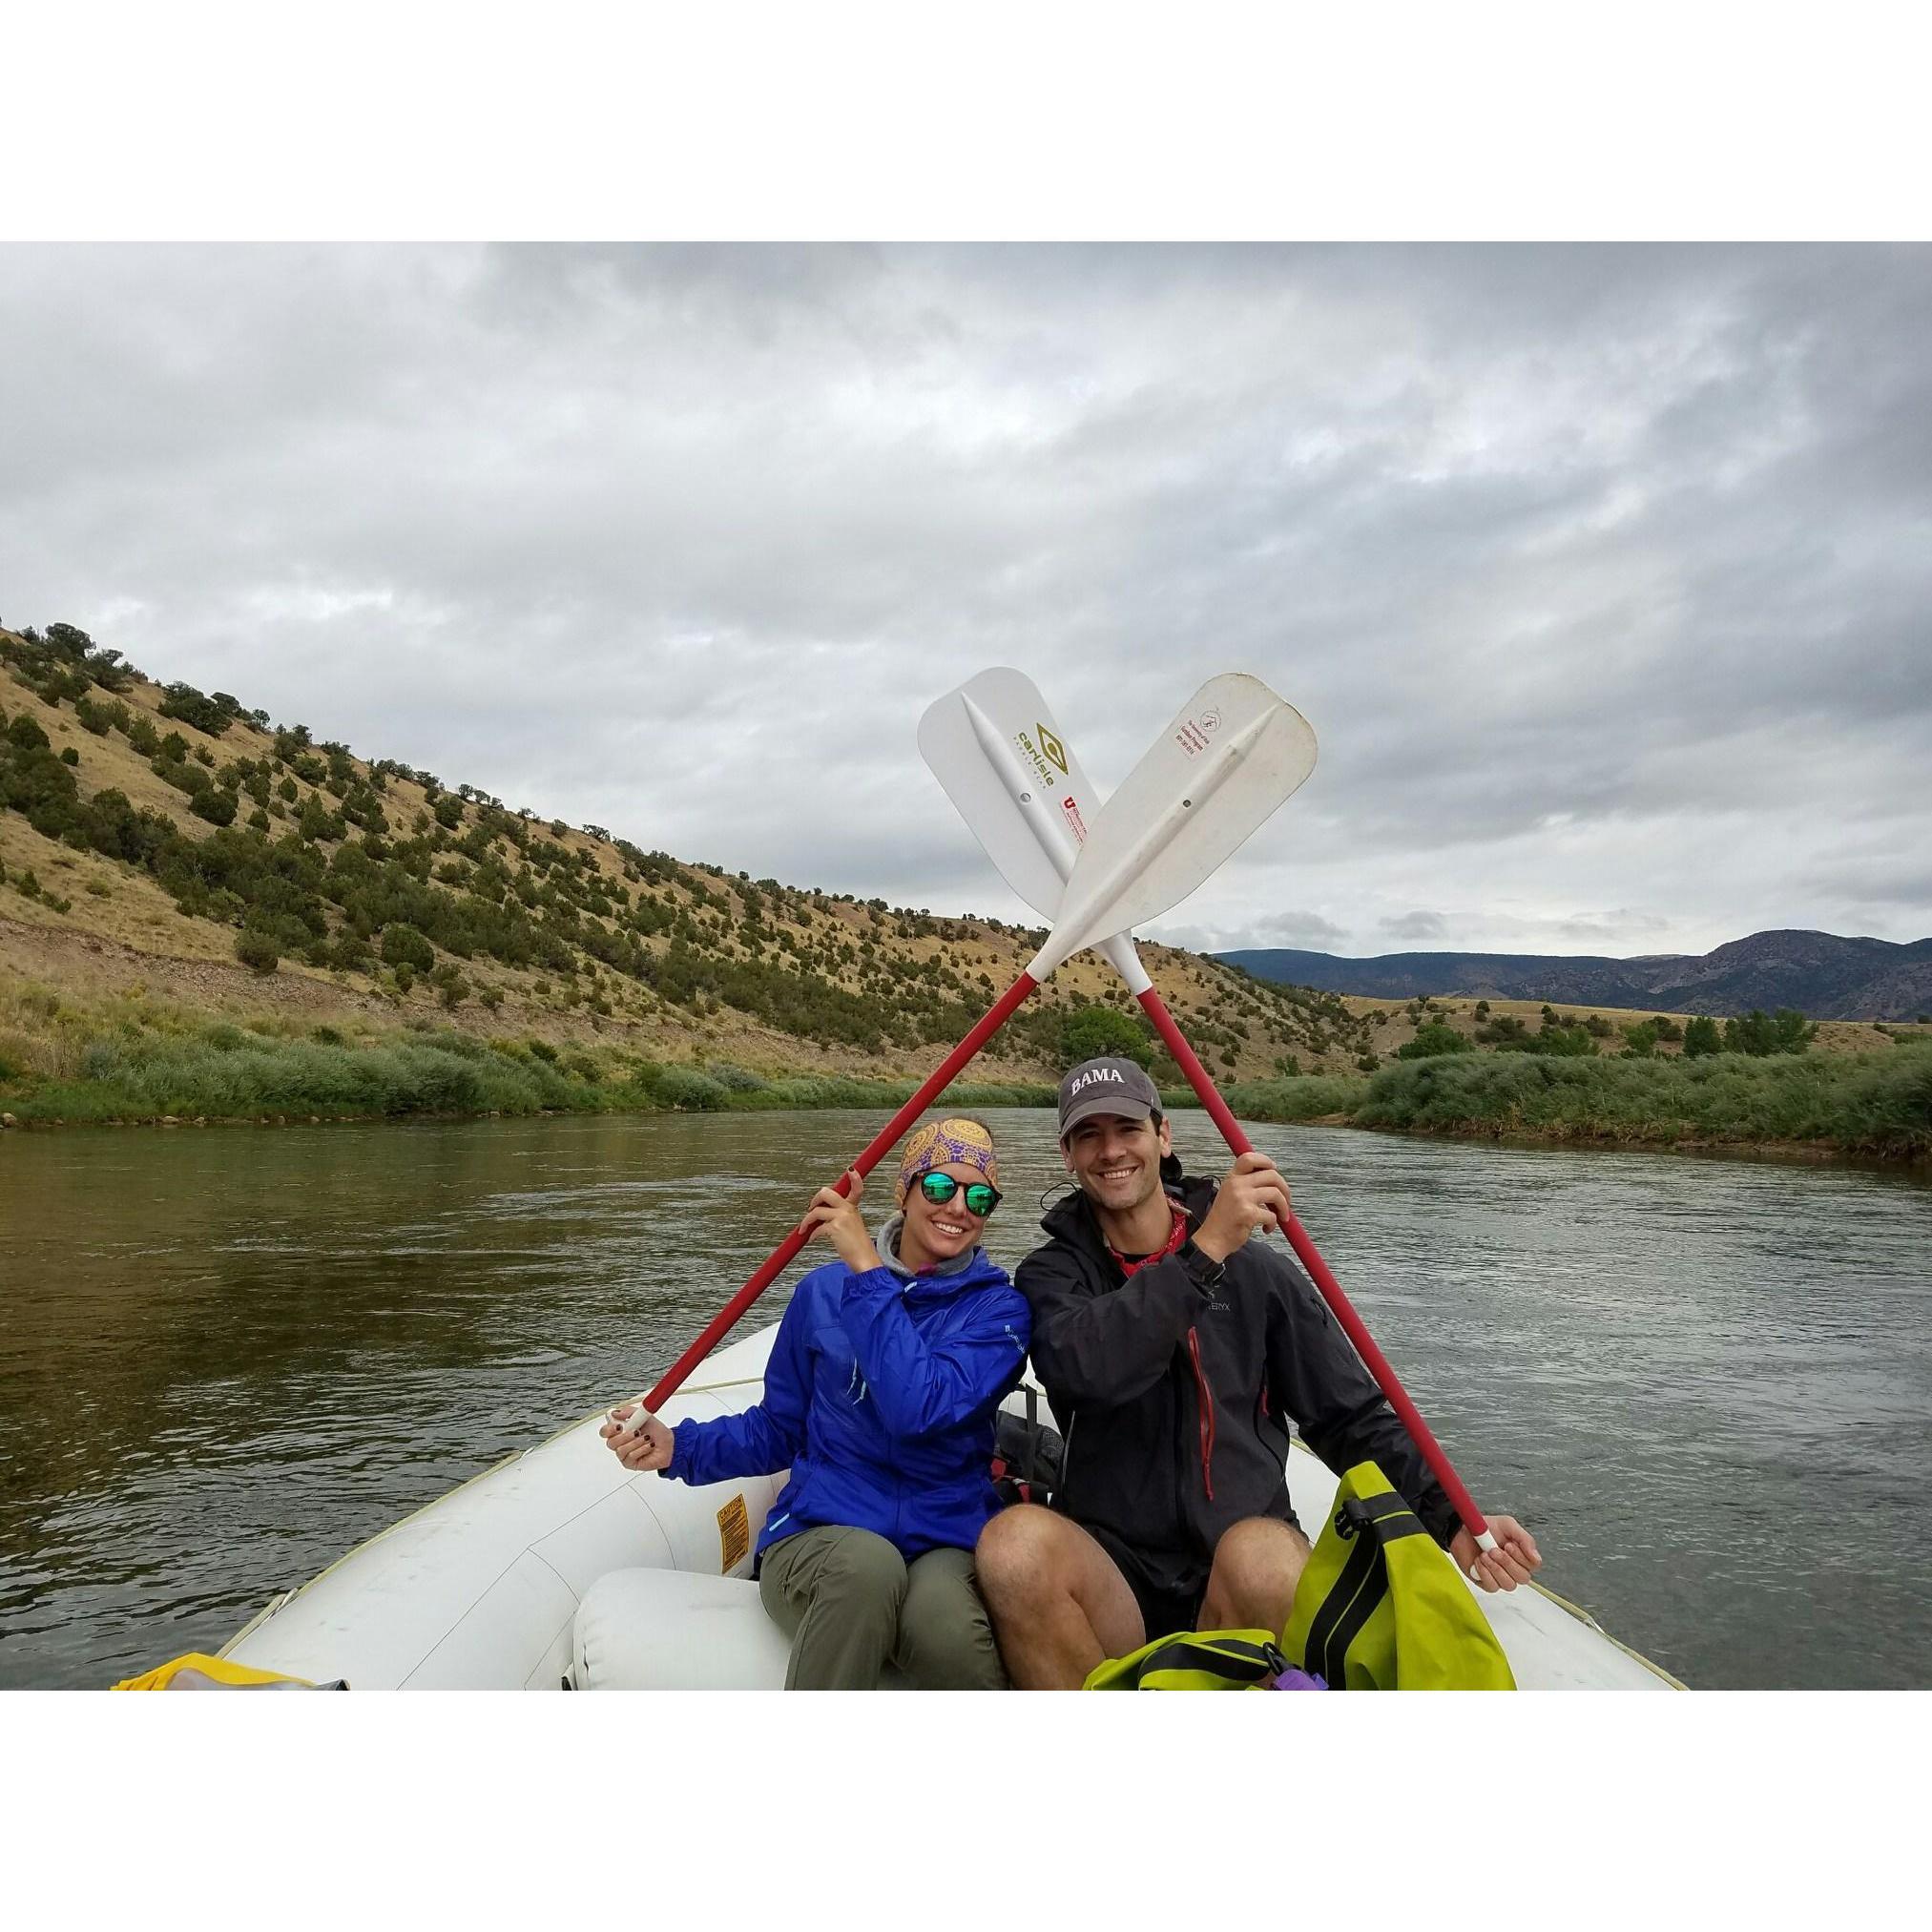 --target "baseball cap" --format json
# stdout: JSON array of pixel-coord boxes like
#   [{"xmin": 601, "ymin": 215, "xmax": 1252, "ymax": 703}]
[{"xmin": 1057, "ymin": 1057, "xmax": 1163, "ymax": 1139}]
